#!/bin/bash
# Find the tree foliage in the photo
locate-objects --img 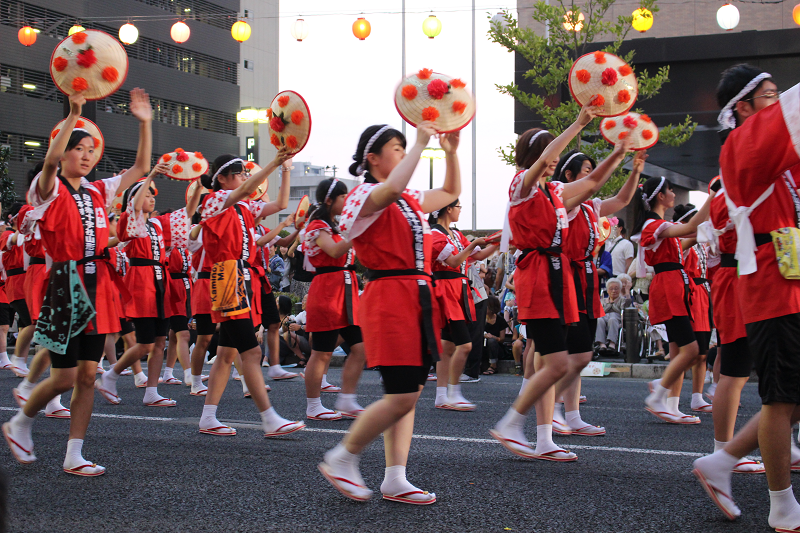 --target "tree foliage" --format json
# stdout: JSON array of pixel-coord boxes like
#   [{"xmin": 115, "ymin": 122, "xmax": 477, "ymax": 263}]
[{"xmin": 489, "ymin": 0, "xmax": 697, "ymax": 196}]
